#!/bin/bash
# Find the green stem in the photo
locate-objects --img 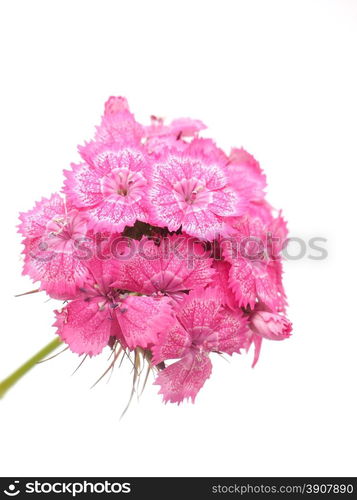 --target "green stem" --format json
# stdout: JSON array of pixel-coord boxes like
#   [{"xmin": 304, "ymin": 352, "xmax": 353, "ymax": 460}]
[{"xmin": 0, "ymin": 337, "xmax": 63, "ymax": 399}]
